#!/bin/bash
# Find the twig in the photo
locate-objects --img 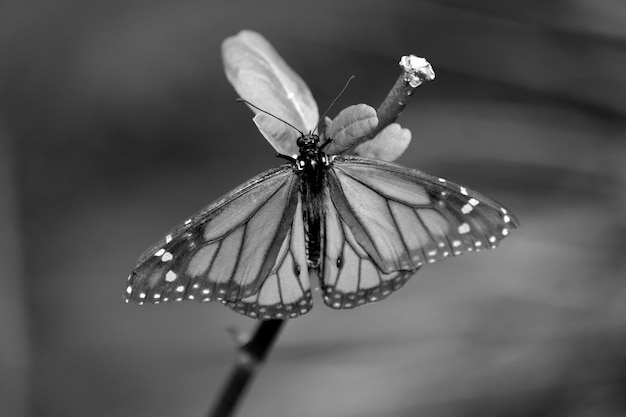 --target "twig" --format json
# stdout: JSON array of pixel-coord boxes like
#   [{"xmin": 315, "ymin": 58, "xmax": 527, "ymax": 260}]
[
  {"xmin": 208, "ymin": 320, "xmax": 286, "ymax": 417},
  {"xmin": 207, "ymin": 55, "xmax": 434, "ymax": 417},
  {"xmin": 366, "ymin": 55, "xmax": 435, "ymax": 139}
]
